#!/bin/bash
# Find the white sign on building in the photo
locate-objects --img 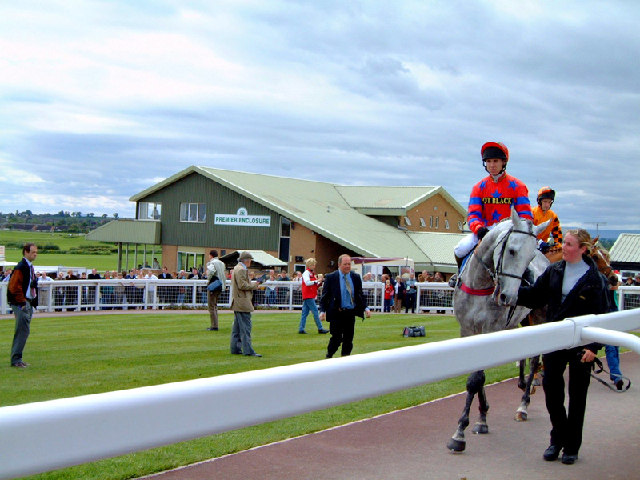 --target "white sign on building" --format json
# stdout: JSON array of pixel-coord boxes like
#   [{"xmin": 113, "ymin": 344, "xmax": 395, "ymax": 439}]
[{"xmin": 214, "ymin": 207, "xmax": 271, "ymax": 227}]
